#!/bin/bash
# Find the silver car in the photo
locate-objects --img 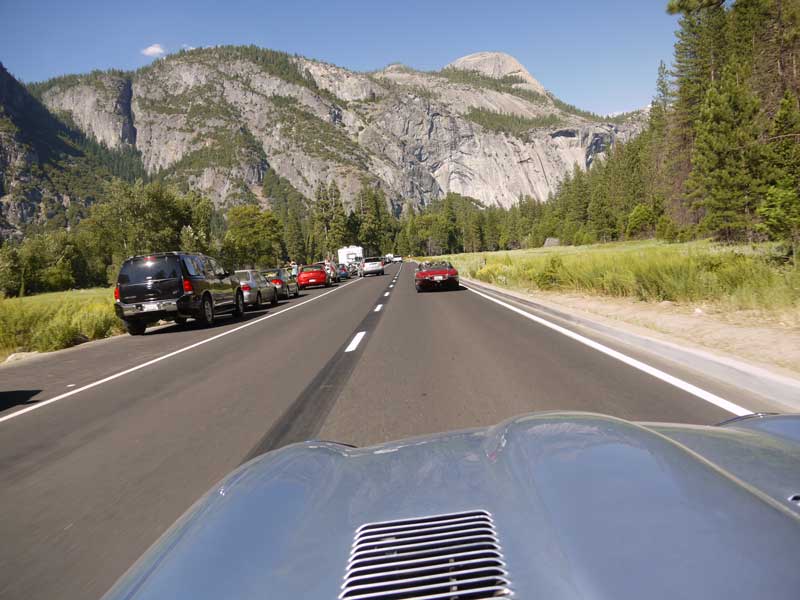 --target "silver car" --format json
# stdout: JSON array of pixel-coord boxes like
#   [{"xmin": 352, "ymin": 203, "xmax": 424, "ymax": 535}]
[
  {"xmin": 103, "ymin": 411, "xmax": 800, "ymax": 599},
  {"xmin": 359, "ymin": 256, "xmax": 384, "ymax": 277},
  {"xmin": 234, "ymin": 270, "xmax": 278, "ymax": 309}
]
